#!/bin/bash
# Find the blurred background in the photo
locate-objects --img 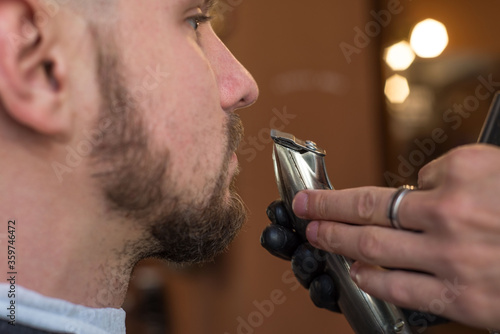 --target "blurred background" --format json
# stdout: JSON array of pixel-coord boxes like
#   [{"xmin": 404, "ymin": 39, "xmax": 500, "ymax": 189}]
[{"xmin": 124, "ymin": 1, "xmax": 500, "ymax": 333}]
